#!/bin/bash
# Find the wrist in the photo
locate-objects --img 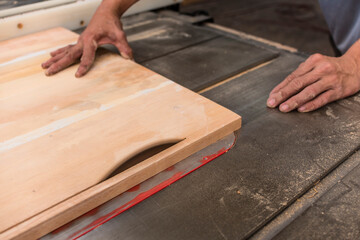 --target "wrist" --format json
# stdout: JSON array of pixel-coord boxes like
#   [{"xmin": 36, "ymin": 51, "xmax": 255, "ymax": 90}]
[
  {"xmin": 342, "ymin": 39, "xmax": 360, "ymax": 89},
  {"xmin": 343, "ymin": 40, "xmax": 360, "ymax": 66}
]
